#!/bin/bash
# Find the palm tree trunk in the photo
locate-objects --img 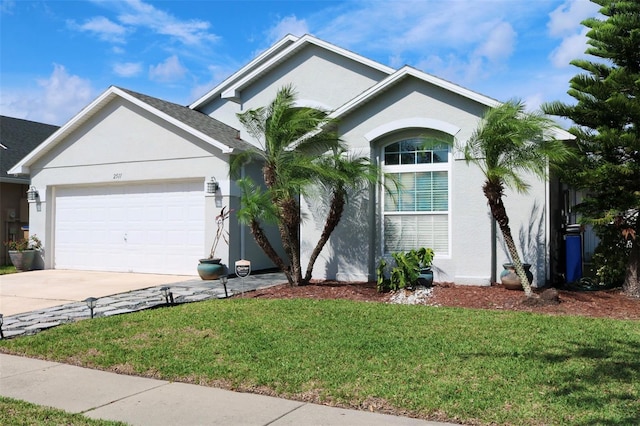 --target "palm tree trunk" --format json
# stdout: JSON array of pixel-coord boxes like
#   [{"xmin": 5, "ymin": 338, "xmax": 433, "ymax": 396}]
[
  {"xmin": 278, "ymin": 197, "xmax": 303, "ymax": 286},
  {"xmin": 484, "ymin": 181, "xmax": 534, "ymax": 297},
  {"xmin": 304, "ymin": 189, "xmax": 345, "ymax": 283},
  {"xmin": 249, "ymin": 219, "xmax": 293, "ymax": 286}
]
